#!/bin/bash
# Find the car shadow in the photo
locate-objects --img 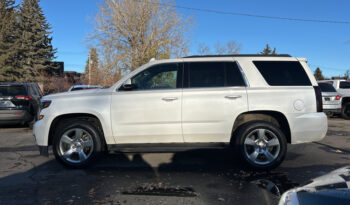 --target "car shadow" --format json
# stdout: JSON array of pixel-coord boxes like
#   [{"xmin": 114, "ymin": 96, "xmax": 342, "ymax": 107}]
[
  {"xmin": 1, "ymin": 147, "xmax": 349, "ymax": 205},
  {"xmin": 0, "ymin": 148, "xmax": 303, "ymax": 205}
]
